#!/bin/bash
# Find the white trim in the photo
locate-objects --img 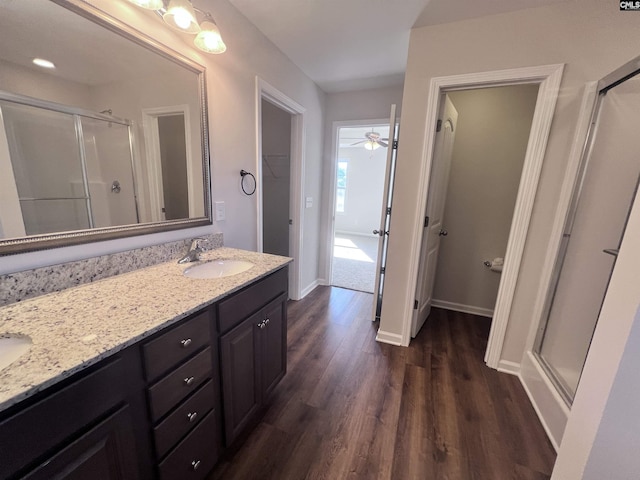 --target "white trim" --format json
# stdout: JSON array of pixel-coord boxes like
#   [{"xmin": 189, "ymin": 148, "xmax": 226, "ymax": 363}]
[
  {"xmin": 375, "ymin": 329, "xmax": 404, "ymax": 346},
  {"xmin": 393, "ymin": 65, "xmax": 565, "ymax": 354},
  {"xmin": 497, "ymin": 359, "xmax": 520, "ymax": 376},
  {"xmin": 255, "ymin": 77, "xmax": 306, "ymax": 300},
  {"xmin": 519, "ymin": 352, "xmax": 570, "ymax": 451},
  {"xmin": 142, "ymin": 105, "xmax": 194, "ymax": 221},
  {"xmin": 299, "ymin": 279, "xmax": 321, "ymax": 299},
  {"xmin": 326, "ymin": 118, "xmax": 393, "ymax": 286},
  {"xmin": 334, "ymin": 230, "xmax": 378, "ymax": 239},
  {"xmin": 432, "ymin": 299, "xmax": 494, "ymax": 318}
]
